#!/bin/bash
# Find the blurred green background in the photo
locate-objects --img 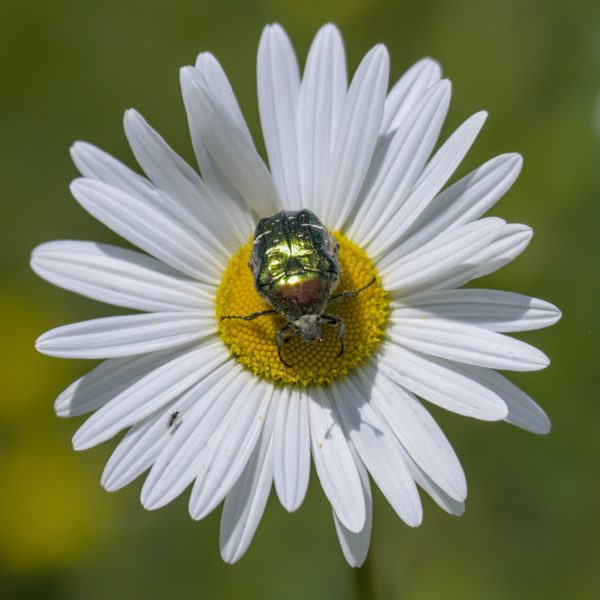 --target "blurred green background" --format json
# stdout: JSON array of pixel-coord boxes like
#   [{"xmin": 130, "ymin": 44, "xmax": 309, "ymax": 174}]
[{"xmin": 0, "ymin": 0, "xmax": 598, "ymax": 598}]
